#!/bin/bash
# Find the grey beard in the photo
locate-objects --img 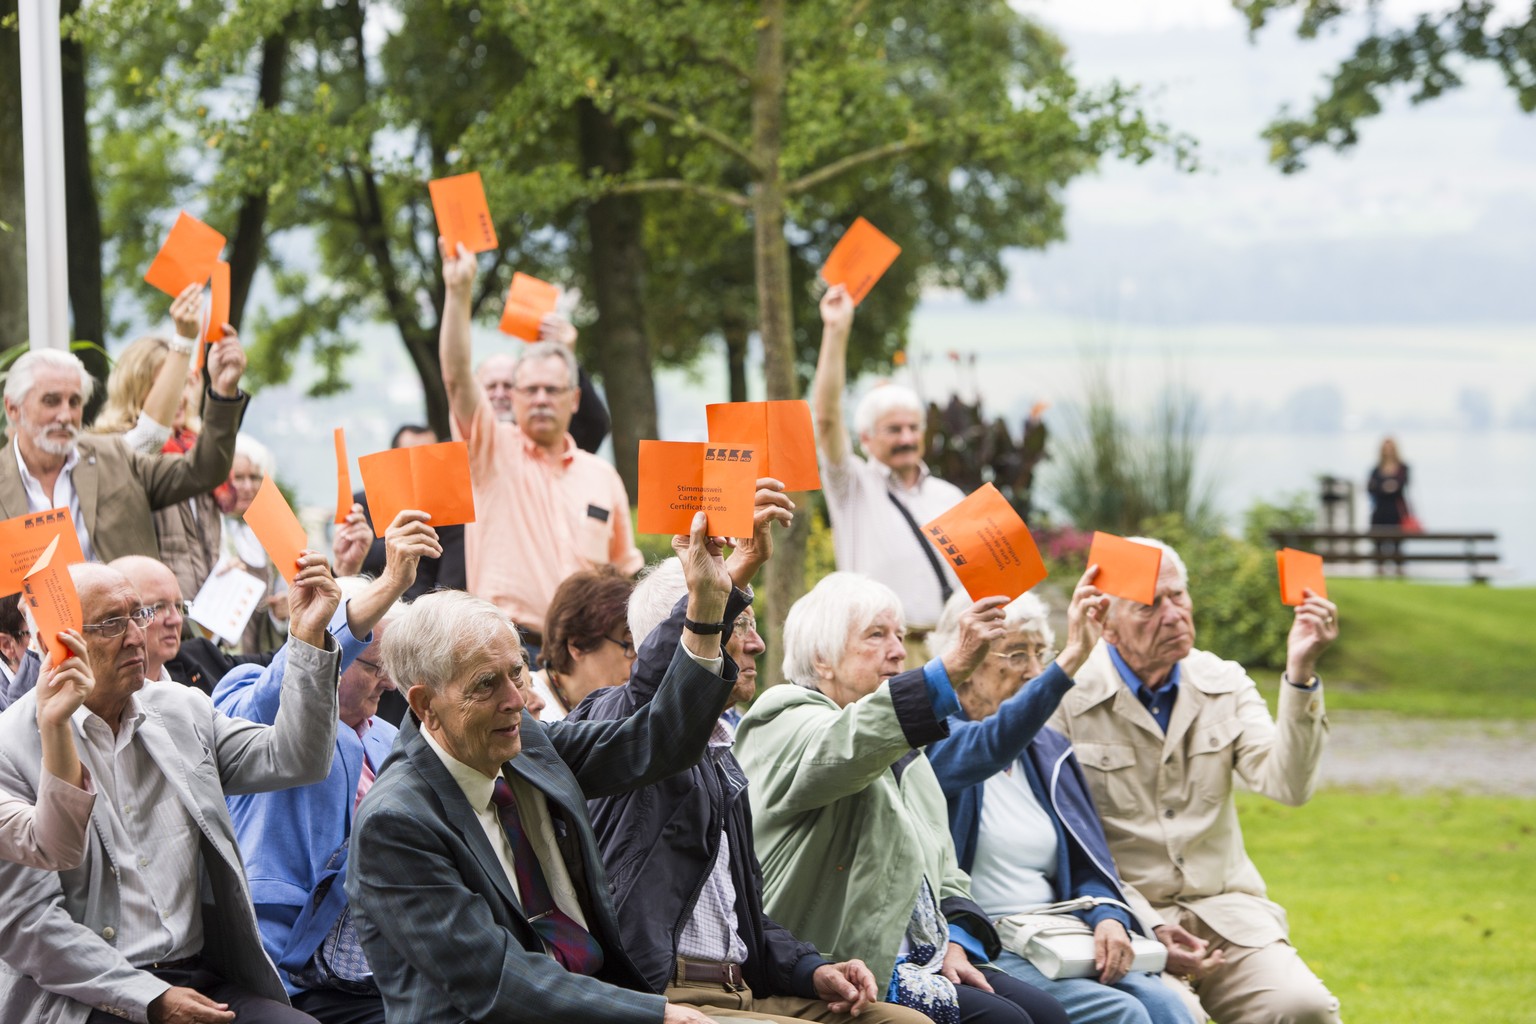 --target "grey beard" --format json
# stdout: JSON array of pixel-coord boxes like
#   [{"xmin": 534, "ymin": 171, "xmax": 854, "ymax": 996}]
[{"xmin": 30, "ymin": 424, "xmax": 79, "ymax": 458}]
